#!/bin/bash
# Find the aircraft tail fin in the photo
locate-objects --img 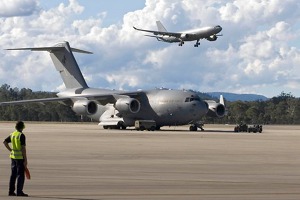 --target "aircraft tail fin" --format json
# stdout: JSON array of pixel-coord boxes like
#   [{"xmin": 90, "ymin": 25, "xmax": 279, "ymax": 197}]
[
  {"xmin": 156, "ymin": 21, "xmax": 167, "ymax": 32},
  {"xmin": 220, "ymin": 95, "xmax": 225, "ymax": 105},
  {"xmin": 7, "ymin": 41, "xmax": 92, "ymax": 89},
  {"xmin": 220, "ymin": 94, "xmax": 228, "ymax": 116}
]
